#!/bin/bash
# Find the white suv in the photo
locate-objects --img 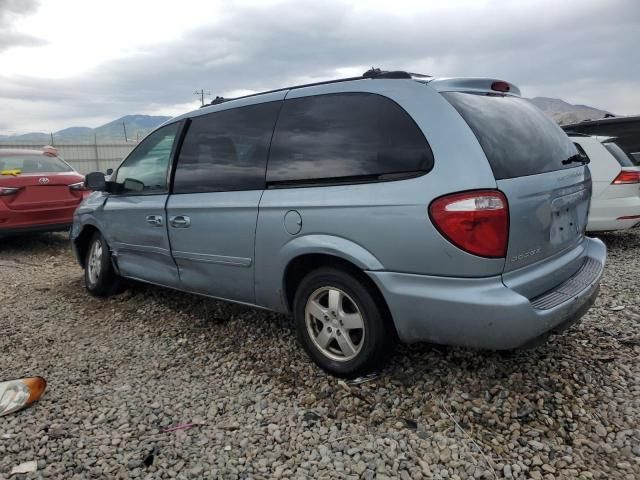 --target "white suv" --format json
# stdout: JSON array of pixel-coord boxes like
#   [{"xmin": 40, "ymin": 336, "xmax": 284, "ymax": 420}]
[{"xmin": 570, "ymin": 134, "xmax": 640, "ymax": 232}]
